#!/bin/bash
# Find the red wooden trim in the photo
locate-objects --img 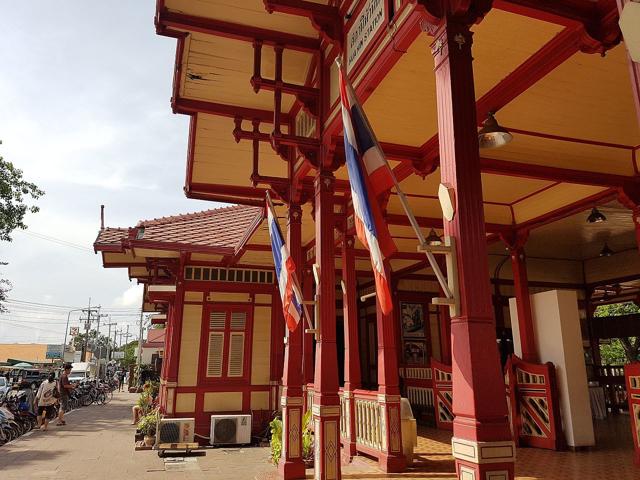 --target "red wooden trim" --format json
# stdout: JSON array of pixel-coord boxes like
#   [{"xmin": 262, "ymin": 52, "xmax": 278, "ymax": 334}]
[
  {"xmin": 480, "ymin": 158, "xmax": 634, "ymax": 187},
  {"xmin": 197, "ymin": 303, "xmax": 254, "ymax": 386},
  {"xmin": 156, "ymin": 8, "xmax": 320, "ymax": 52},
  {"xmin": 175, "ymin": 97, "xmax": 286, "ymax": 123},
  {"xmin": 185, "ymin": 113, "xmax": 197, "ymax": 192},
  {"xmin": 517, "ymin": 188, "xmax": 617, "ymax": 231},
  {"xmin": 505, "ymin": 126, "xmax": 636, "ymax": 150}
]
